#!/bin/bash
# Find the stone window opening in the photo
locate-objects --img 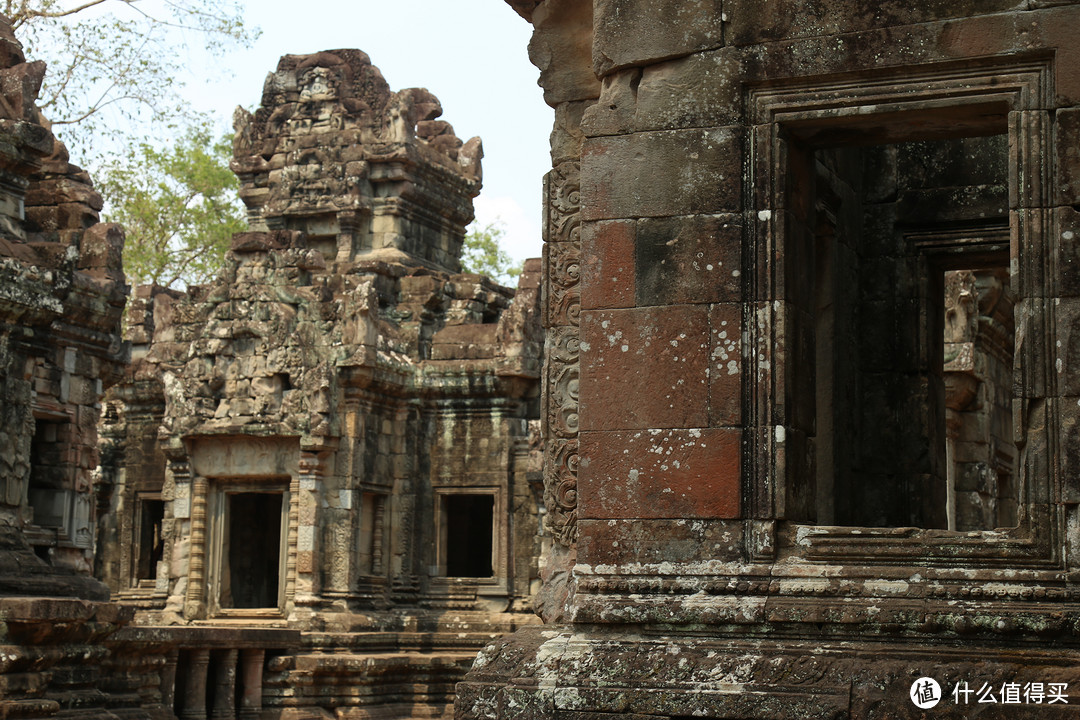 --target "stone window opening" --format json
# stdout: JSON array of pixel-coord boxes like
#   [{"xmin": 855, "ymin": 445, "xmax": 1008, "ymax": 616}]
[
  {"xmin": 357, "ymin": 491, "xmax": 387, "ymax": 577},
  {"xmin": 27, "ymin": 418, "xmax": 67, "ymax": 530},
  {"xmin": 25, "ymin": 414, "xmax": 90, "ymax": 556},
  {"xmin": 748, "ymin": 61, "xmax": 1059, "ymax": 564},
  {"xmin": 436, "ymin": 492, "xmax": 495, "ymax": 578},
  {"xmin": 209, "ymin": 485, "xmax": 288, "ymax": 614},
  {"xmin": 787, "ymin": 131, "xmax": 1016, "ymax": 531},
  {"xmin": 134, "ymin": 494, "xmax": 165, "ymax": 584}
]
